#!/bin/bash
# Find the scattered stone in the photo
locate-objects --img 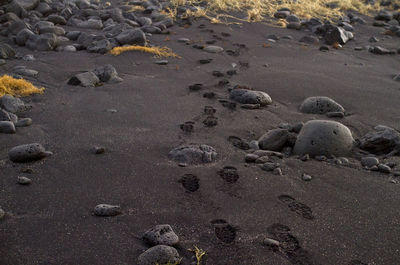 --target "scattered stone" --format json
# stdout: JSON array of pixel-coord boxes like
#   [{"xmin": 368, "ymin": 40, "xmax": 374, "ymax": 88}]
[
  {"xmin": 155, "ymin": 60, "xmax": 168, "ymax": 65},
  {"xmin": 68, "ymin": 72, "xmax": 100, "ymax": 87},
  {"xmin": 359, "ymin": 125, "xmax": 400, "ymax": 155},
  {"xmin": 249, "ymin": 140, "xmax": 259, "ymax": 150},
  {"xmin": 378, "ymin": 164, "xmax": 391, "ymax": 174},
  {"xmin": 245, "ymin": 153, "xmax": 259, "ymax": 162},
  {"xmin": 17, "ymin": 176, "xmax": 31, "ymax": 185},
  {"xmin": 263, "ymin": 237, "xmax": 280, "ymax": 247},
  {"xmin": 77, "ymin": 19, "xmax": 103, "ymax": 29},
  {"xmin": 94, "ymin": 204, "xmax": 121, "ymax": 216},
  {"xmin": 0, "ymin": 121, "xmax": 16, "ymax": 133},
  {"xmin": 9, "ymin": 143, "xmax": 49, "ymax": 163},
  {"xmin": 0, "ymin": 43, "xmax": 16, "ymax": 59},
  {"xmin": 369, "ymin": 46, "xmax": 394, "ymax": 55},
  {"xmin": 302, "ymin": 173, "xmax": 312, "ymax": 181},
  {"xmin": 230, "ymin": 88, "xmax": 272, "ymax": 106},
  {"xmin": 300, "ymin": 154, "xmax": 310, "ymax": 161},
  {"xmin": 361, "ymin": 157, "xmax": 379, "ymax": 168},
  {"xmin": 203, "ymin": 45, "xmax": 224, "ymax": 53},
  {"xmin": 143, "ymin": 224, "xmax": 179, "ymax": 246},
  {"xmin": 369, "ymin": 36, "xmax": 379, "ymax": 42},
  {"xmin": 168, "ymin": 144, "xmax": 217, "ymax": 165},
  {"xmin": 287, "ymin": 22, "xmax": 301, "ymax": 30},
  {"xmin": 93, "ymin": 146, "xmax": 105, "ymax": 154},
  {"xmin": 137, "ymin": 245, "xmax": 181, "ymax": 265},
  {"xmin": 293, "ymin": 120, "xmax": 355, "ymax": 157},
  {"xmin": 15, "ymin": 118, "xmax": 32, "ymax": 127},
  {"xmin": 325, "ymin": 26, "xmax": 352, "ymax": 45},
  {"xmin": 93, "ymin": 65, "xmax": 122, "ymax": 83},
  {"xmin": 0, "ymin": 95, "xmax": 30, "ymax": 113},
  {"xmin": 315, "ymin": 155, "xmax": 327, "ymax": 161},
  {"xmin": 116, "ymin": 29, "xmax": 146, "ymax": 45},
  {"xmin": 258, "ymin": 129, "xmax": 289, "ymax": 151},
  {"xmin": 300, "ymin": 96, "xmax": 345, "ymax": 114},
  {"xmin": 261, "ymin": 162, "xmax": 280, "ymax": 172},
  {"xmin": 393, "ymin": 74, "xmax": 400, "ymax": 82},
  {"xmin": 319, "ymin": 45, "xmax": 329, "ymax": 52},
  {"xmin": 299, "ymin": 35, "xmax": 319, "ymax": 45},
  {"xmin": 273, "ymin": 167, "xmax": 283, "ymax": 175},
  {"xmin": 87, "ymin": 39, "xmax": 112, "ymax": 54},
  {"xmin": 255, "ymin": 156, "xmax": 271, "ymax": 164}
]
